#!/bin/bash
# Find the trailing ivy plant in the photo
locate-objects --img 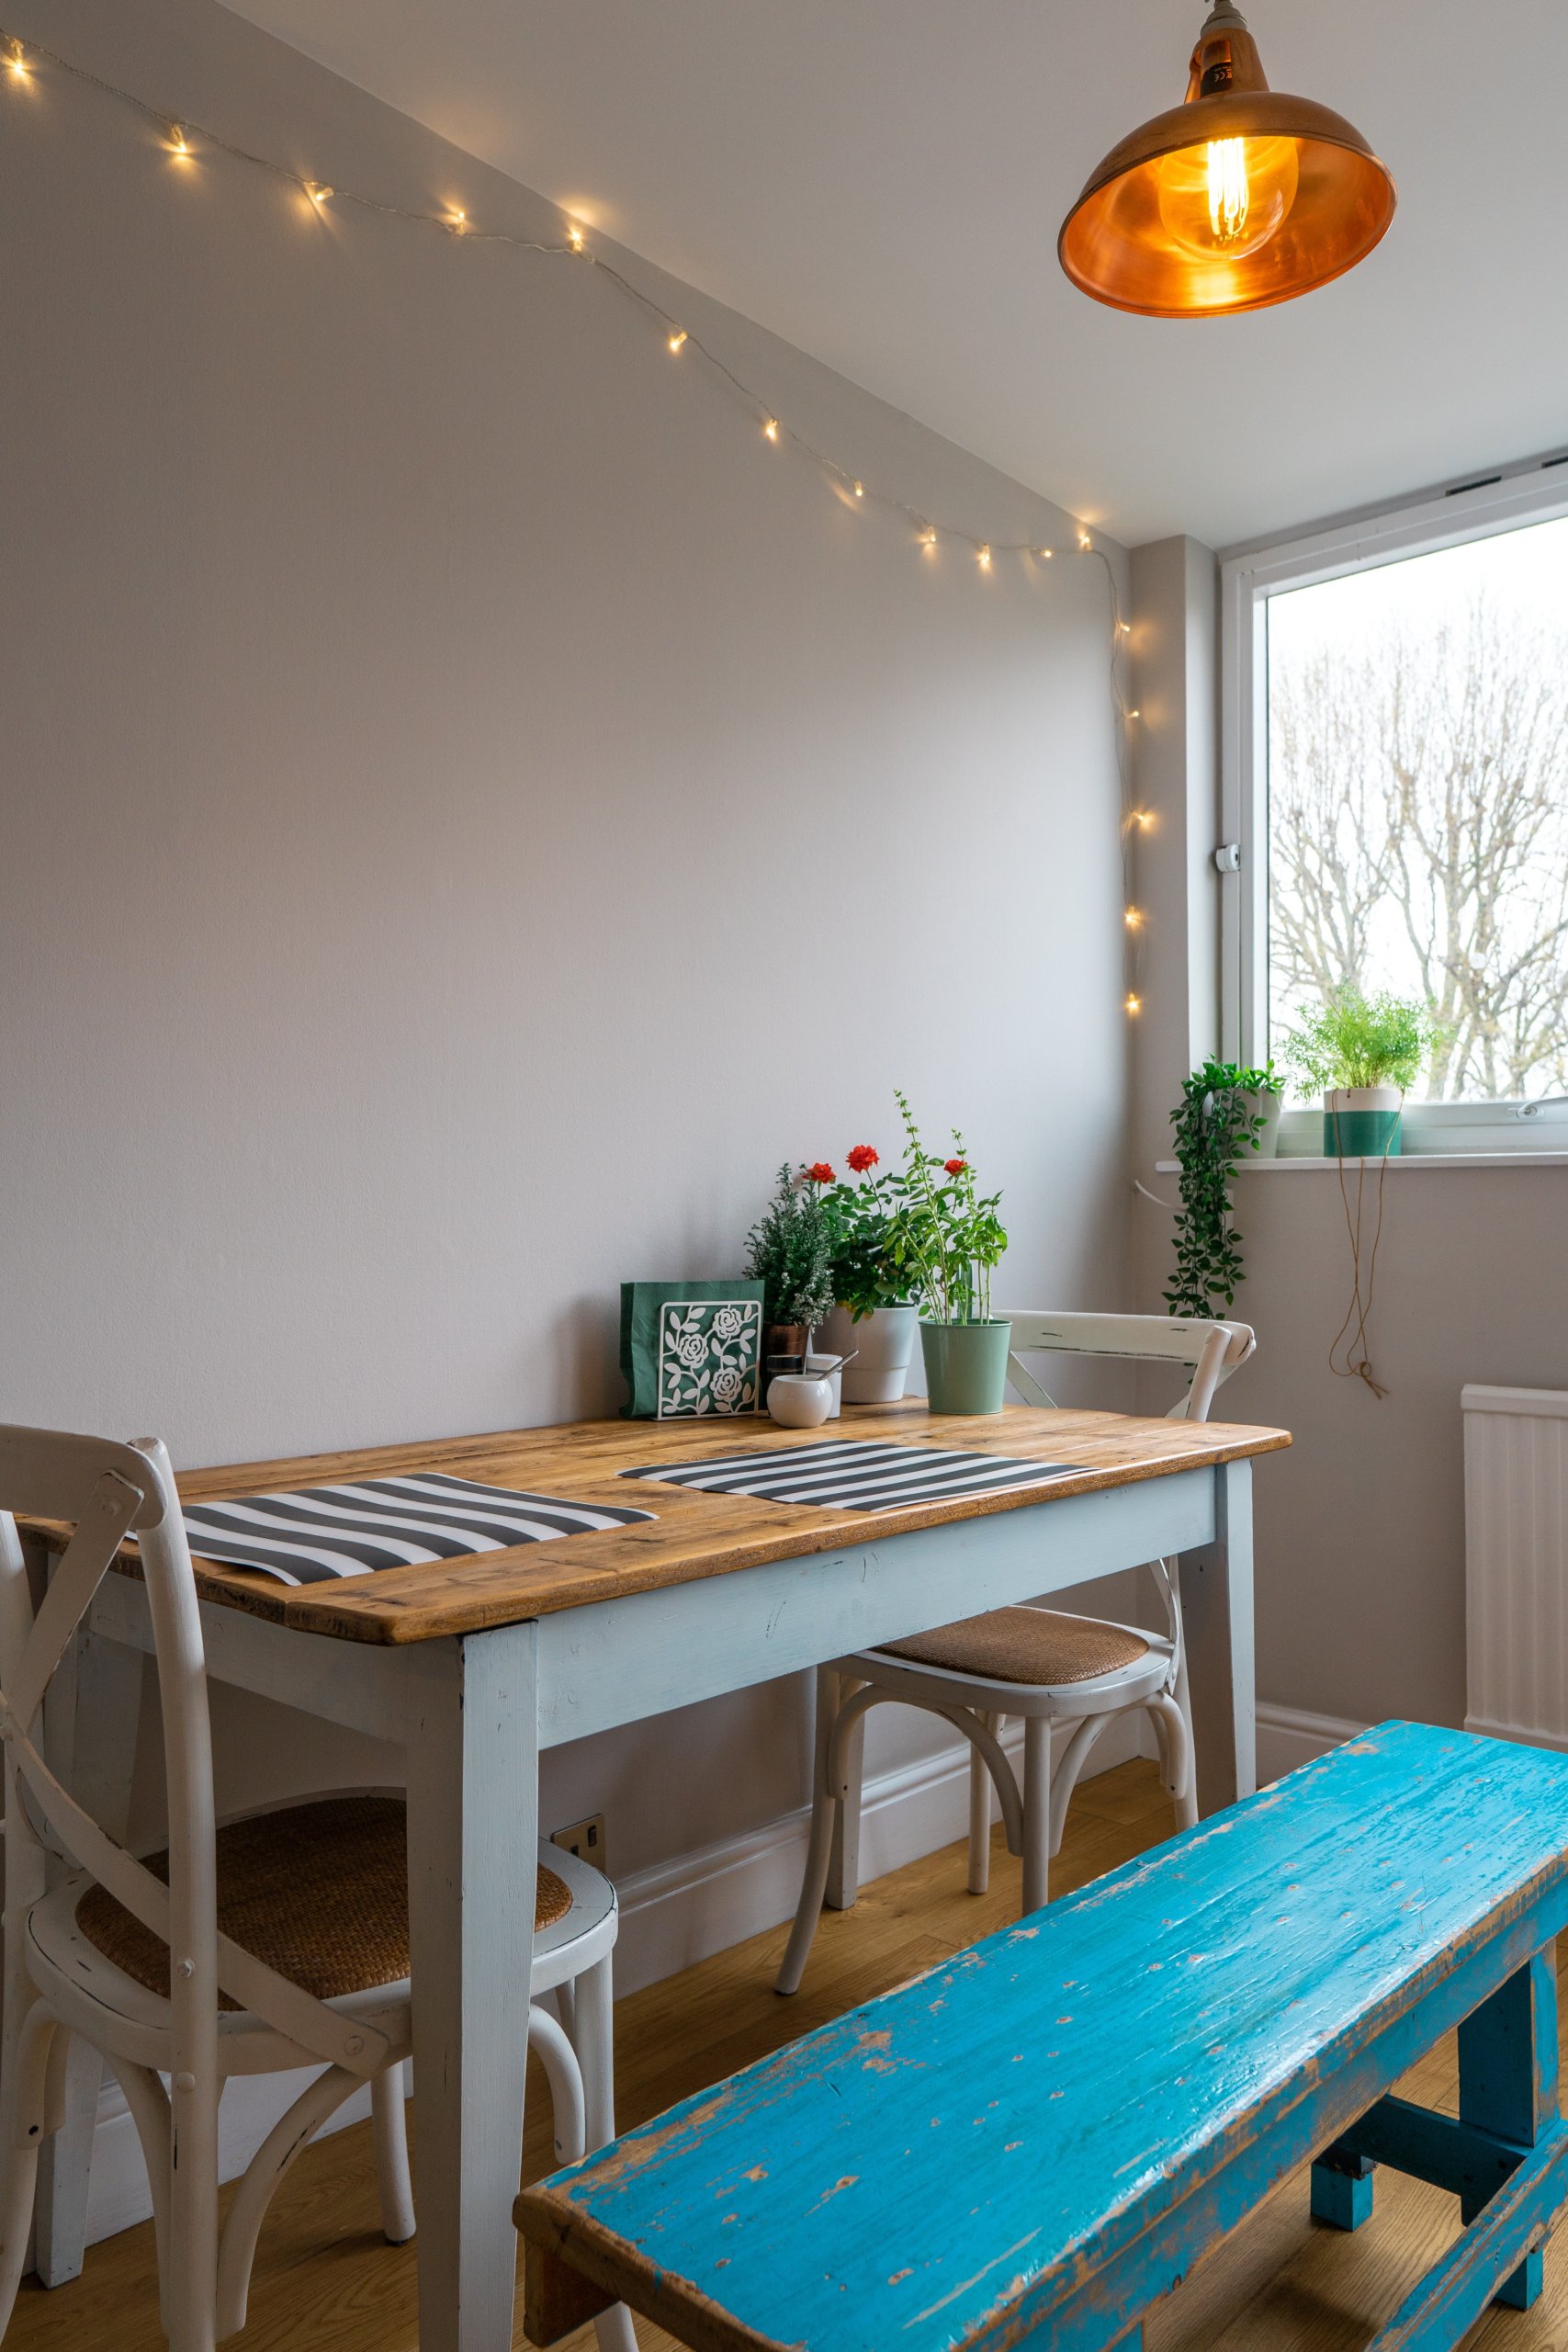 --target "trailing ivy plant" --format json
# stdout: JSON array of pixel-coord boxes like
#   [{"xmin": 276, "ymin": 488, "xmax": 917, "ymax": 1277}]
[{"xmin": 1165, "ymin": 1059, "xmax": 1280, "ymax": 1318}]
